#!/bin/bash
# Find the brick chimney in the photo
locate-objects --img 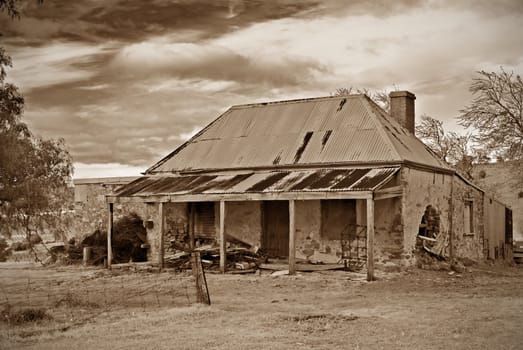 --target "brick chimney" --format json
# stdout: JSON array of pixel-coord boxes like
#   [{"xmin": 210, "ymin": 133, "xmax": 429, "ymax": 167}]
[{"xmin": 389, "ymin": 91, "xmax": 416, "ymax": 134}]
